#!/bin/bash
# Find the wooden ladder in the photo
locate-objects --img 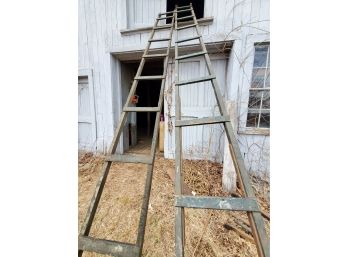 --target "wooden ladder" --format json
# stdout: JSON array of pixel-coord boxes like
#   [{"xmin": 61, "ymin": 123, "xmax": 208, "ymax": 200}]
[
  {"xmin": 173, "ymin": 3, "xmax": 270, "ymax": 257},
  {"xmin": 78, "ymin": 9, "xmax": 175, "ymax": 257}
]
